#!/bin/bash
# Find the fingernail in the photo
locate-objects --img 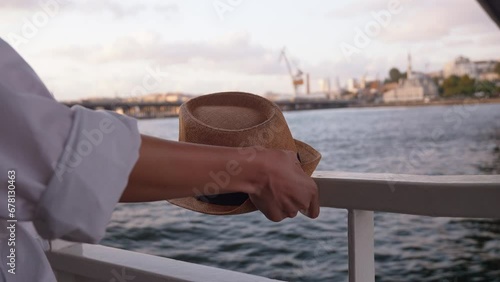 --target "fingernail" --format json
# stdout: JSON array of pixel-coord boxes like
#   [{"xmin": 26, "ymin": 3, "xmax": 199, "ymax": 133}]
[{"xmin": 299, "ymin": 209, "xmax": 308, "ymax": 217}]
